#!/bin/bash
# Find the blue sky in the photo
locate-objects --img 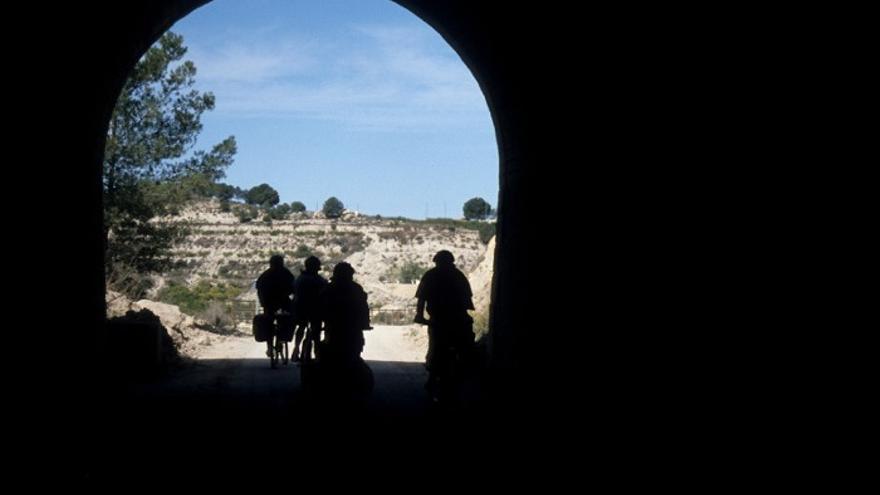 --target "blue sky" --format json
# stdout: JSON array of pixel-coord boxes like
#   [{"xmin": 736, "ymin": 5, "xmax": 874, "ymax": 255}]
[{"xmin": 170, "ymin": 0, "xmax": 498, "ymax": 219}]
